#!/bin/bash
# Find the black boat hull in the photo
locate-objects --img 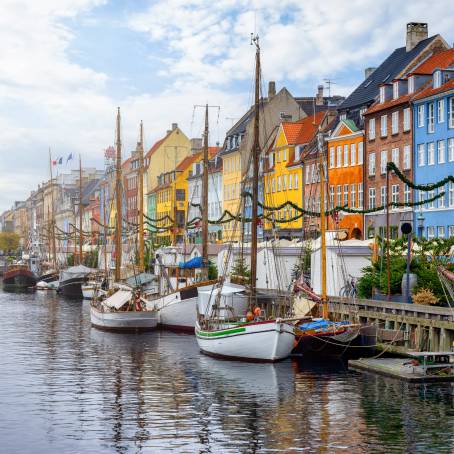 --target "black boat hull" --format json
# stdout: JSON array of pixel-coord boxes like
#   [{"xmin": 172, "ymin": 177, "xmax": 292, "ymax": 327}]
[{"xmin": 58, "ymin": 277, "xmax": 87, "ymax": 298}]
